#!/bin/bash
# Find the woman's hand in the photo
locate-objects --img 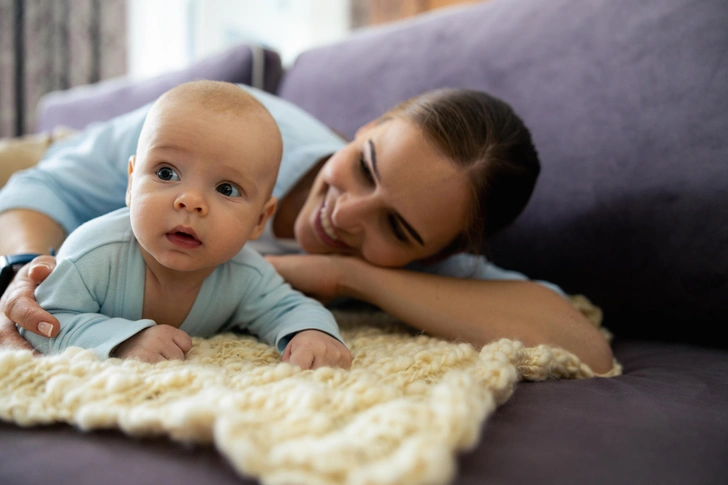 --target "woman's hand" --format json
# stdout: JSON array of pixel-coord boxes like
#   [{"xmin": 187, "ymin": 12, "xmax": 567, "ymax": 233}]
[
  {"xmin": 0, "ymin": 256, "xmax": 60, "ymax": 350},
  {"xmin": 265, "ymin": 254, "xmax": 361, "ymax": 302}
]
